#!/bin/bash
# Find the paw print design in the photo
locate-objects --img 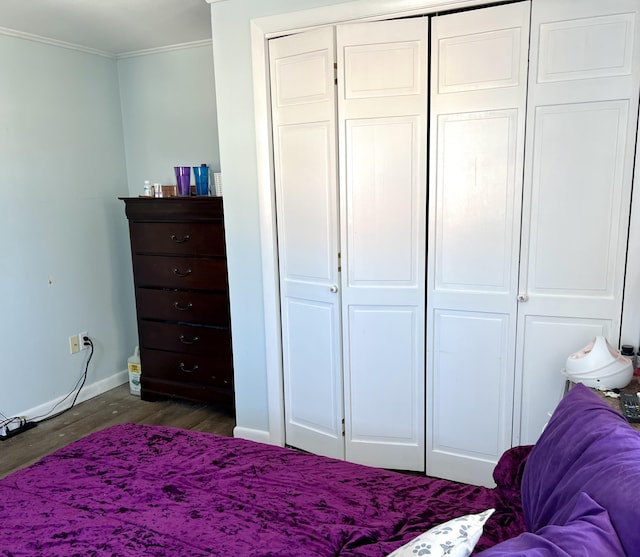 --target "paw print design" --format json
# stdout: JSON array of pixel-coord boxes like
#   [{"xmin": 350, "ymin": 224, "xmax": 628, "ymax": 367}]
[
  {"xmin": 431, "ymin": 525, "xmax": 452, "ymax": 536},
  {"xmin": 412, "ymin": 542, "xmax": 432, "ymax": 555},
  {"xmin": 440, "ymin": 541, "xmax": 455, "ymax": 554}
]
